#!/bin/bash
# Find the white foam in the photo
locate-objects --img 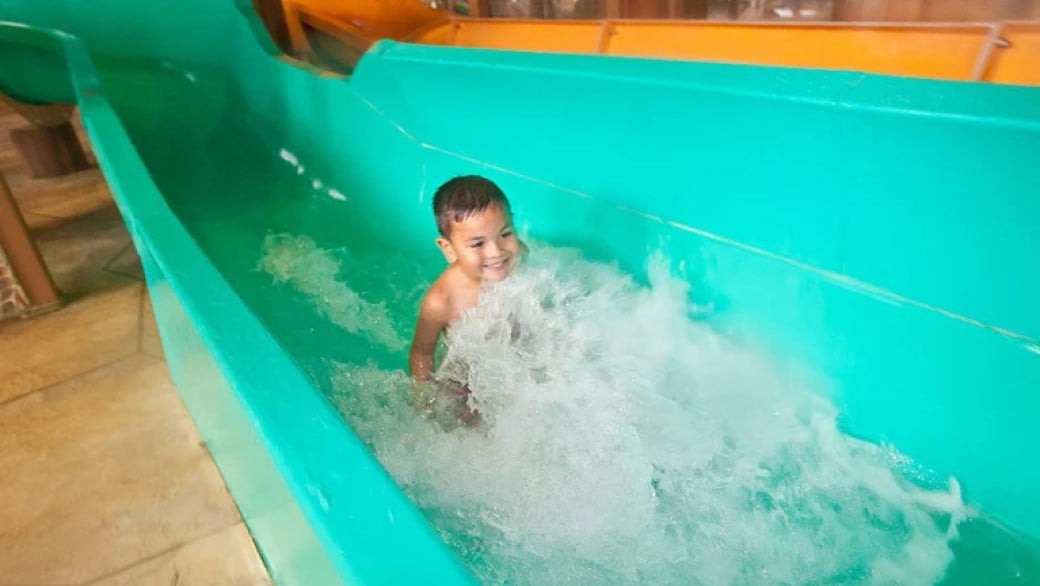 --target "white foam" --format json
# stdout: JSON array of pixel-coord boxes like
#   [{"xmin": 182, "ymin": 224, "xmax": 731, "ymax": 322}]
[
  {"xmin": 287, "ymin": 241, "xmax": 969, "ymax": 585},
  {"xmin": 257, "ymin": 233, "xmax": 408, "ymax": 351}
]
